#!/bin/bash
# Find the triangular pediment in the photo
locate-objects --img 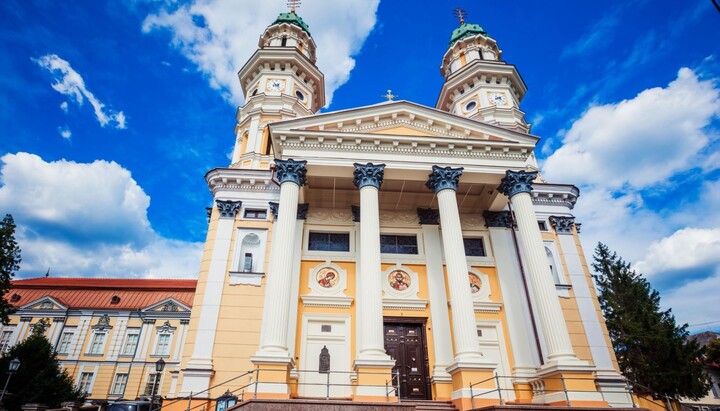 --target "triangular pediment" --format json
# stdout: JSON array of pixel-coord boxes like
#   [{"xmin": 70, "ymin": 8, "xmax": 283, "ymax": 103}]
[
  {"xmin": 269, "ymin": 100, "xmax": 539, "ymax": 146},
  {"xmin": 20, "ymin": 296, "xmax": 67, "ymax": 311},
  {"xmin": 141, "ymin": 298, "xmax": 190, "ymax": 314}
]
